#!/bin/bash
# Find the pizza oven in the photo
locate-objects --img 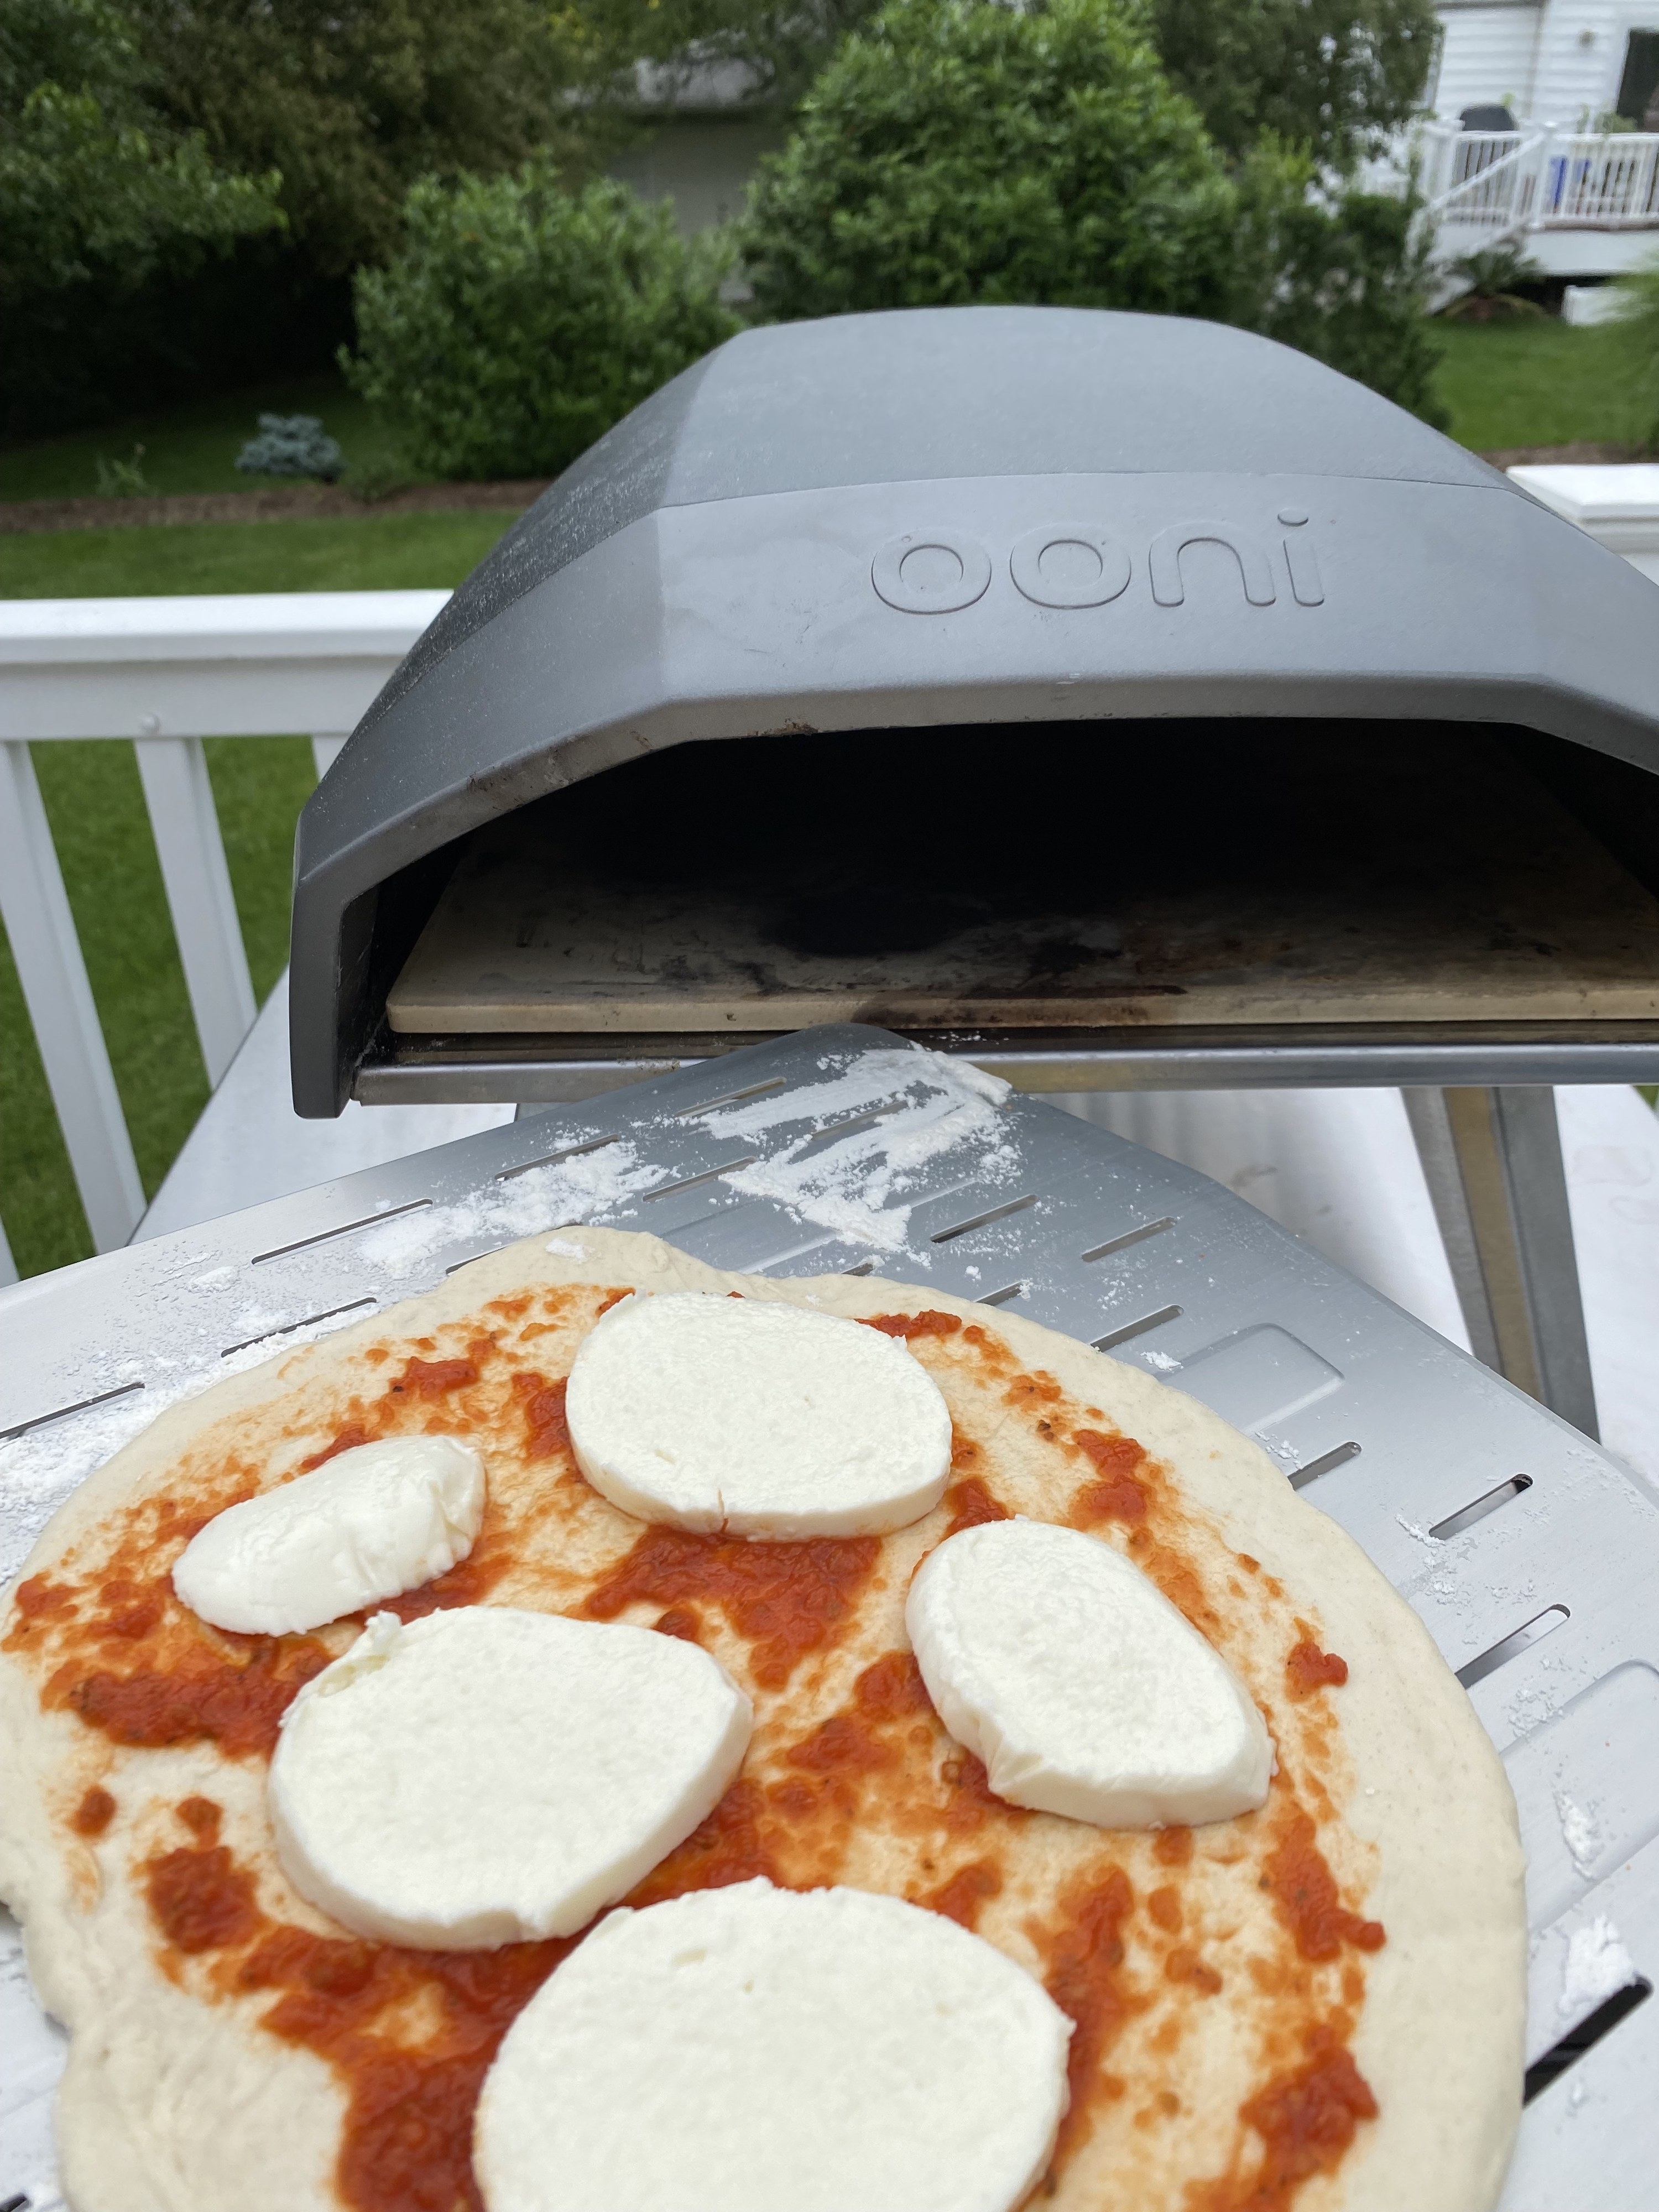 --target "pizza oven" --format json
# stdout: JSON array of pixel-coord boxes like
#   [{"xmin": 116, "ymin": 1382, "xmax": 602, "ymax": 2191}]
[{"xmin": 288, "ymin": 305, "xmax": 1659, "ymax": 1119}]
